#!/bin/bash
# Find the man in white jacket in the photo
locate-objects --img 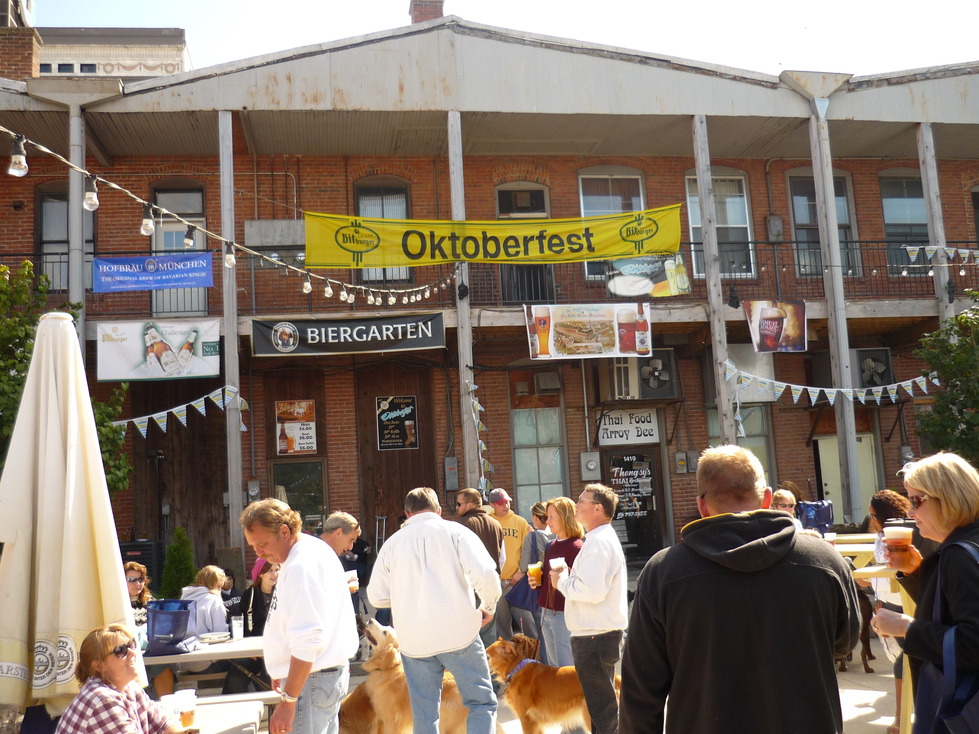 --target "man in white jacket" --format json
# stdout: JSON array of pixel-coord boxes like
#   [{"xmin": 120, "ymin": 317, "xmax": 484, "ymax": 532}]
[
  {"xmin": 241, "ymin": 499, "xmax": 358, "ymax": 734},
  {"xmin": 368, "ymin": 487, "xmax": 501, "ymax": 734}
]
